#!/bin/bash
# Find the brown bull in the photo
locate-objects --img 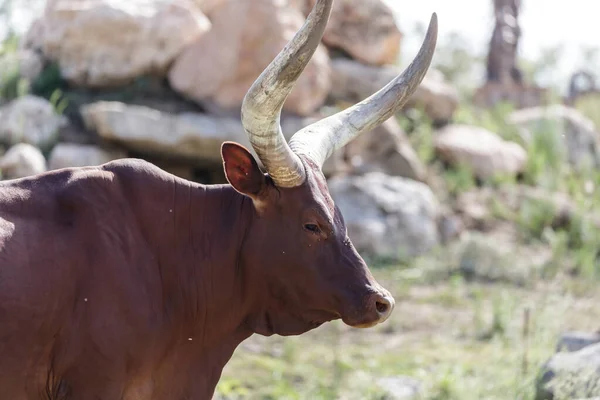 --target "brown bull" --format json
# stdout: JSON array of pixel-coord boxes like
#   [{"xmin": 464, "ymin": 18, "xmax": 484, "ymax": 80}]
[{"xmin": 0, "ymin": 1, "xmax": 438, "ymax": 398}]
